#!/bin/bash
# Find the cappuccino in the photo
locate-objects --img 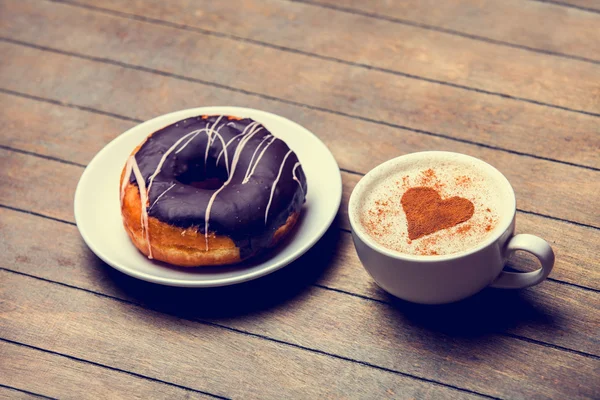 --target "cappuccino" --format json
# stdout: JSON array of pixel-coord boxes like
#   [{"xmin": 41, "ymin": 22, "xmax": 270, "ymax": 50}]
[{"xmin": 354, "ymin": 154, "xmax": 511, "ymax": 256}]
